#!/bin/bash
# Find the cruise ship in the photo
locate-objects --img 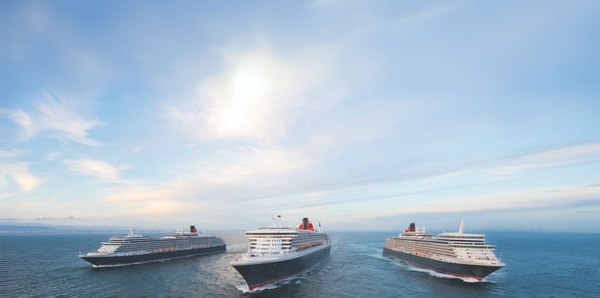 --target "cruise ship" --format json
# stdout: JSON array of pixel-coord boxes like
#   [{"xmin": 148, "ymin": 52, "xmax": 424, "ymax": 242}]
[
  {"xmin": 383, "ymin": 220, "xmax": 504, "ymax": 280},
  {"xmin": 79, "ymin": 226, "xmax": 226, "ymax": 267},
  {"xmin": 230, "ymin": 217, "xmax": 331, "ymax": 291}
]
